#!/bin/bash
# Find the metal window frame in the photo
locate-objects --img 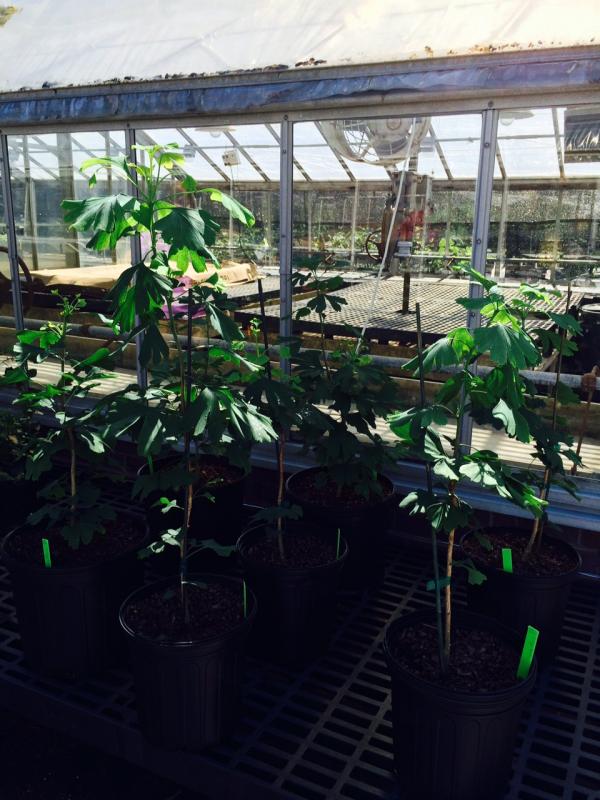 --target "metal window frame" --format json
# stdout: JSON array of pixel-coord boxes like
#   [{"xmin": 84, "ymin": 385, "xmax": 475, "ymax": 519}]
[
  {"xmin": 279, "ymin": 116, "xmax": 294, "ymax": 375},
  {"xmin": 125, "ymin": 126, "xmax": 148, "ymax": 390},
  {"xmin": 0, "ymin": 133, "xmax": 24, "ymax": 331}
]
